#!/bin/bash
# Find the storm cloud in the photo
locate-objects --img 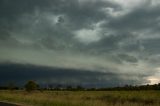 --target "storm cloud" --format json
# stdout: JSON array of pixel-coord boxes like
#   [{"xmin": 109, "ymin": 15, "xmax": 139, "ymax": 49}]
[
  {"xmin": 0, "ymin": 0, "xmax": 160, "ymax": 87},
  {"xmin": 0, "ymin": 63, "xmax": 149, "ymax": 87}
]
